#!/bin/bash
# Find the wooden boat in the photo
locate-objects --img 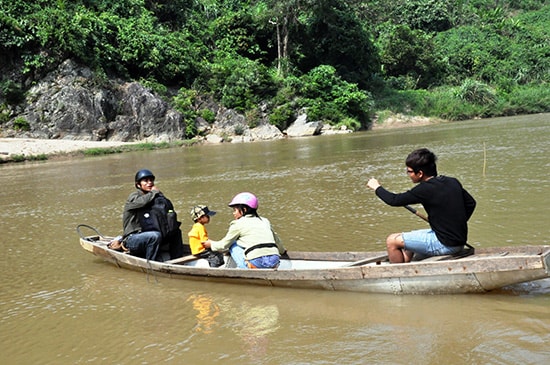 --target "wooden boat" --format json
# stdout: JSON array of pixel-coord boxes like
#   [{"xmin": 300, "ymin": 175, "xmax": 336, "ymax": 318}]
[{"xmin": 77, "ymin": 226, "xmax": 550, "ymax": 295}]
